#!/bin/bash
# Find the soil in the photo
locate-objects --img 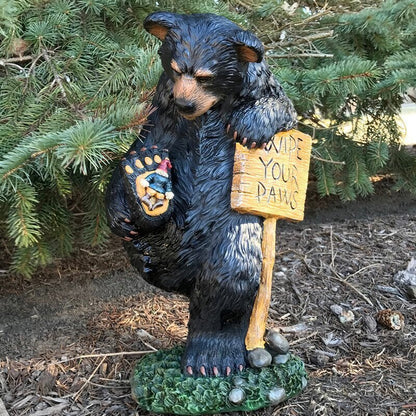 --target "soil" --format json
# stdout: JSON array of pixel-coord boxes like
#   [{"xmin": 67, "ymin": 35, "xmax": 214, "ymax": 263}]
[{"xmin": 1, "ymin": 180, "xmax": 415, "ymax": 416}]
